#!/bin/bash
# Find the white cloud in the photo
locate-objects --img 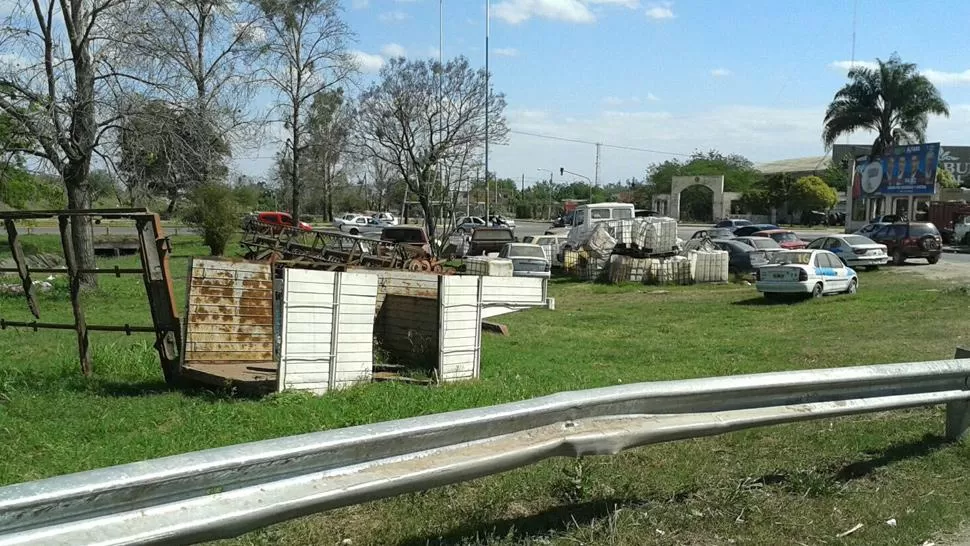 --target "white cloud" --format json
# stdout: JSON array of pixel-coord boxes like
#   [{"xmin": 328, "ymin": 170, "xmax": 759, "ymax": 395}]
[
  {"xmin": 920, "ymin": 69, "xmax": 970, "ymax": 86},
  {"xmin": 493, "ymin": 0, "xmax": 639, "ymax": 25},
  {"xmin": 602, "ymin": 96, "xmax": 641, "ymax": 107},
  {"xmin": 352, "ymin": 50, "xmax": 385, "ymax": 73},
  {"xmin": 829, "ymin": 60, "xmax": 970, "ymax": 87},
  {"xmin": 644, "ymin": 2, "xmax": 674, "ymax": 19},
  {"xmin": 710, "ymin": 68, "xmax": 732, "ymax": 77},
  {"xmin": 494, "ymin": 0, "xmax": 593, "ymax": 24},
  {"xmin": 494, "ymin": 47, "xmax": 519, "ymax": 57},
  {"xmin": 351, "ymin": 0, "xmax": 369, "ymax": 8},
  {"xmin": 381, "ymin": 43, "xmax": 407, "ymax": 58},
  {"xmin": 647, "ymin": 92, "xmax": 660, "ymax": 101},
  {"xmin": 379, "ymin": 10, "xmax": 411, "ymax": 23},
  {"xmin": 828, "ymin": 60, "xmax": 880, "ymax": 71}
]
